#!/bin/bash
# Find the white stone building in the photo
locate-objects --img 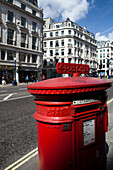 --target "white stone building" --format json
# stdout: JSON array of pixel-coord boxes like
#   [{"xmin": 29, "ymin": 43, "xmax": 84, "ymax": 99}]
[
  {"xmin": 43, "ymin": 18, "xmax": 97, "ymax": 78},
  {"xmin": 0, "ymin": 0, "xmax": 43, "ymax": 83},
  {"xmin": 97, "ymin": 40, "xmax": 113, "ymax": 77}
]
